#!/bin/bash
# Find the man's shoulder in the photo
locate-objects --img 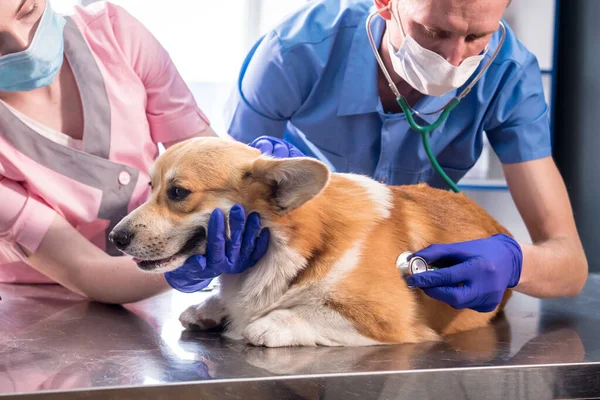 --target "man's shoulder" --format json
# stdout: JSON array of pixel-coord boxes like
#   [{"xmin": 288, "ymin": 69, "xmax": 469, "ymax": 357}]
[
  {"xmin": 488, "ymin": 20, "xmax": 542, "ymax": 80},
  {"xmin": 271, "ymin": 0, "xmax": 372, "ymax": 53}
]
